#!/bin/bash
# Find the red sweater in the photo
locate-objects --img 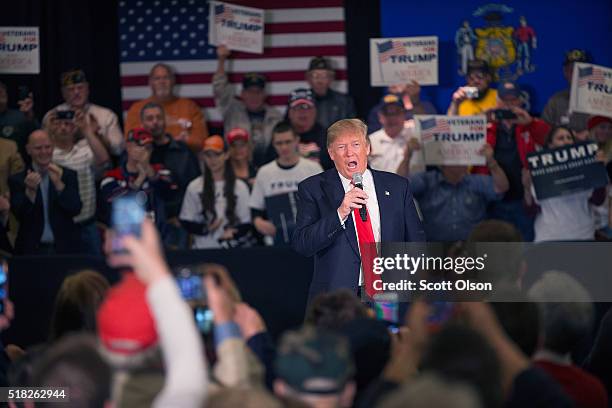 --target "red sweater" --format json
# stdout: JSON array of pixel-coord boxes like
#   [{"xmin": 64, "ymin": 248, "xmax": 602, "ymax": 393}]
[{"xmin": 534, "ymin": 360, "xmax": 608, "ymax": 408}]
